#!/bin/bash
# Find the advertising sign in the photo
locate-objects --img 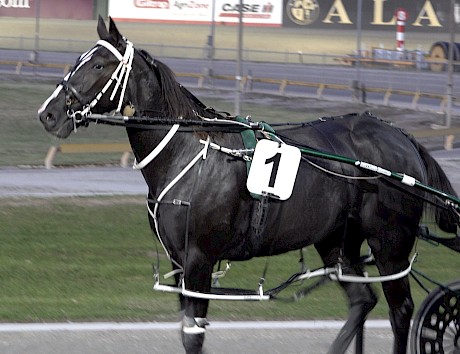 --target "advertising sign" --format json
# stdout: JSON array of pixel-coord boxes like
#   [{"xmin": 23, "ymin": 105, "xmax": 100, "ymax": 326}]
[
  {"xmin": 109, "ymin": 0, "xmax": 282, "ymax": 26},
  {"xmin": 215, "ymin": 1, "xmax": 281, "ymax": 25},
  {"xmin": 0, "ymin": 0, "xmax": 32, "ymax": 17},
  {"xmin": 282, "ymin": 0, "xmax": 457, "ymax": 32},
  {"xmin": 115, "ymin": 0, "xmax": 210, "ymax": 22},
  {"xmin": 0, "ymin": 0, "xmax": 93, "ymax": 19}
]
